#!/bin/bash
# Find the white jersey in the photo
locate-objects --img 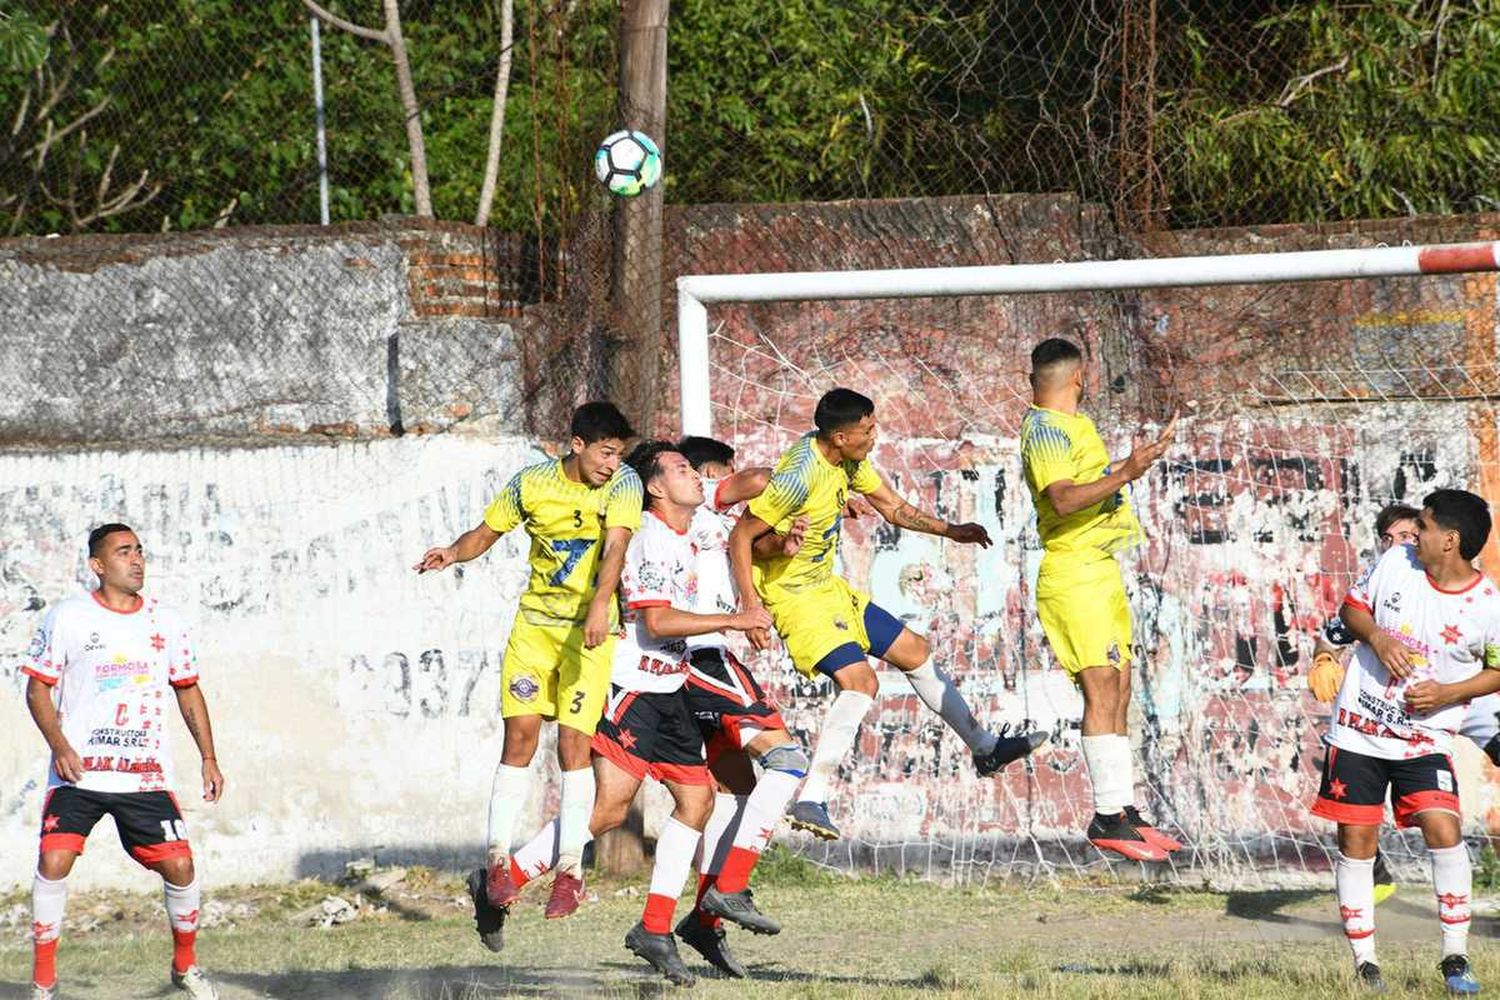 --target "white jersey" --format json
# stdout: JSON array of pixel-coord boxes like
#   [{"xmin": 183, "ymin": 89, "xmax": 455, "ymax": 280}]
[
  {"xmin": 23, "ymin": 592, "xmax": 200, "ymax": 793},
  {"xmin": 1332, "ymin": 545, "xmax": 1500, "ymax": 760},
  {"xmin": 686, "ymin": 478, "xmax": 744, "ymax": 652},
  {"xmin": 614, "ymin": 511, "xmax": 698, "ymax": 693}
]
